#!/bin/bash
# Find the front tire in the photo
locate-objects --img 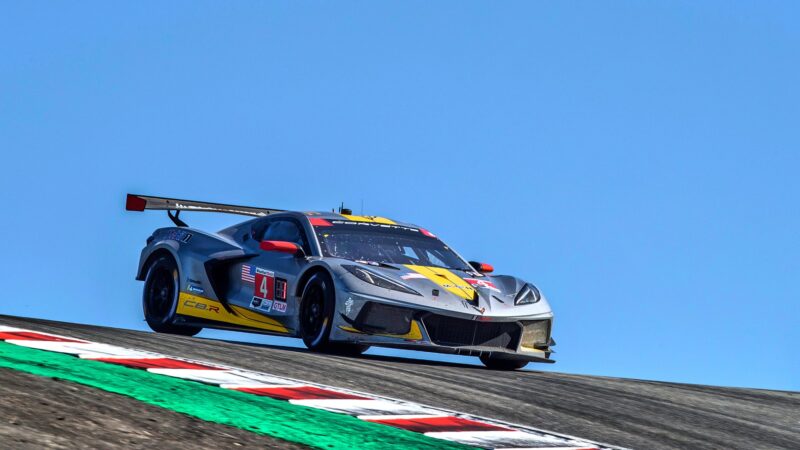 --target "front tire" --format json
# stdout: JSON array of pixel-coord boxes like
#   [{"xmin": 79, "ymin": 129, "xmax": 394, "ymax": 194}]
[
  {"xmin": 479, "ymin": 354, "xmax": 529, "ymax": 370},
  {"xmin": 299, "ymin": 272, "xmax": 368, "ymax": 355},
  {"xmin": 142, "ymin": 254, "xmax": 202, "ymax": 337}
]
